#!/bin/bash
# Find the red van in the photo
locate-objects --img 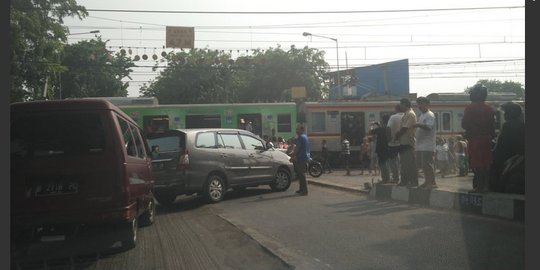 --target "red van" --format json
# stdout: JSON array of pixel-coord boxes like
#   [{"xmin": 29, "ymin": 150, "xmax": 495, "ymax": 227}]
[{"xmin": 11, "ymin": 99, "xmax": 155, "ymax": 252}]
